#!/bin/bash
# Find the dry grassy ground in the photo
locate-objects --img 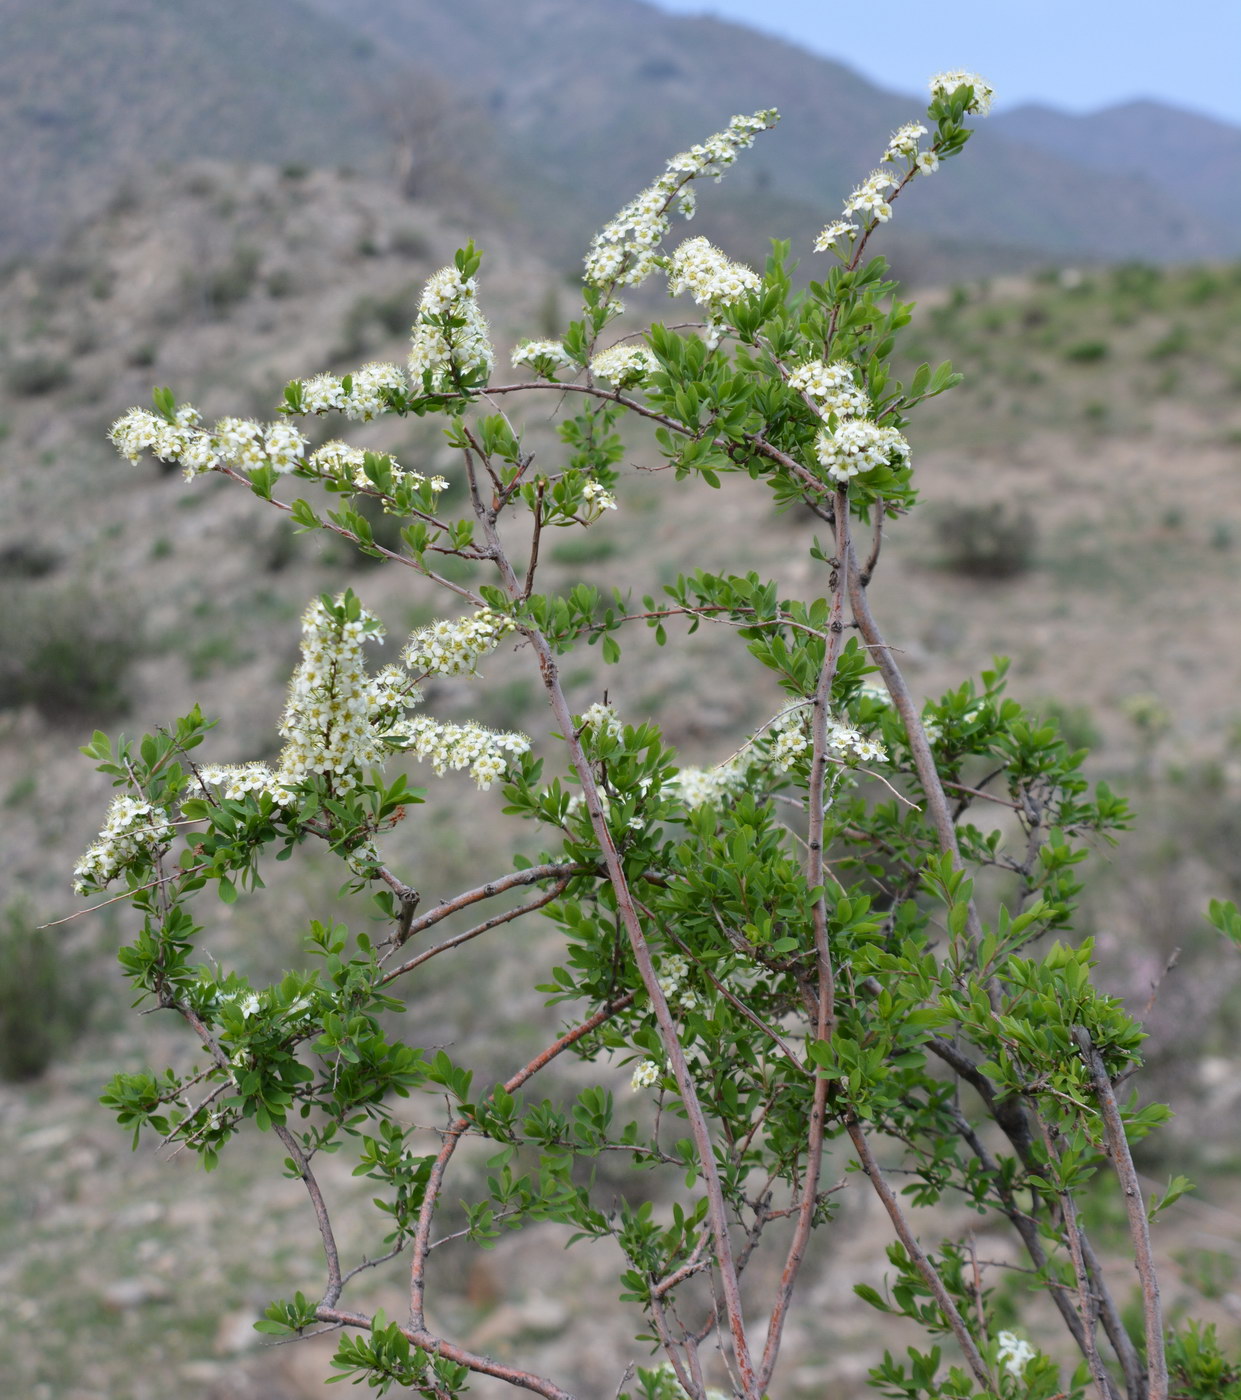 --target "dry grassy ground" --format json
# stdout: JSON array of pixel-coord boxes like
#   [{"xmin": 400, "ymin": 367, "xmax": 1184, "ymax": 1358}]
[{"xmin": 2, "ymin": 165, "xmax": 1240, "ymax": 1397}]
